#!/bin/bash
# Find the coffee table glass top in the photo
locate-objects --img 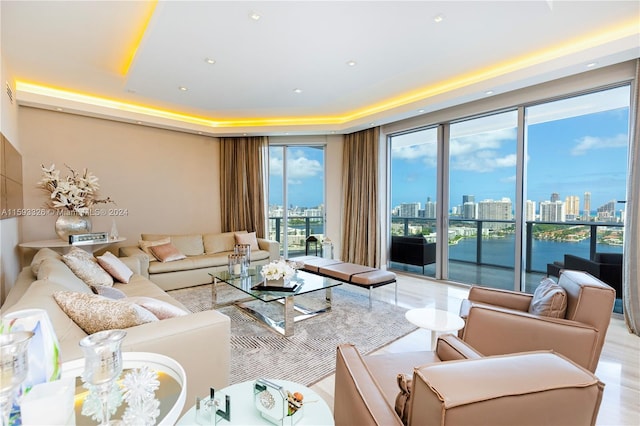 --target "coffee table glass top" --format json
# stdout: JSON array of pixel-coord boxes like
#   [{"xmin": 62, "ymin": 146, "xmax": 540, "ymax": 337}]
[{"xmin": 210, "ymin": 267, "xmax": 342, "ymax": 302}]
